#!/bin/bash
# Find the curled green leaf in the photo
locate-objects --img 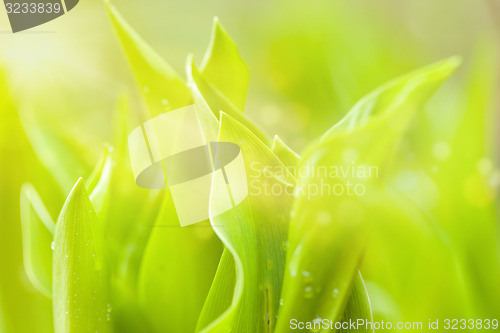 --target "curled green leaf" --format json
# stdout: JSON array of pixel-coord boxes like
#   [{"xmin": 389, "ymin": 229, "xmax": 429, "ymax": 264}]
[{"xmin": 199, "ymin": 113, "xmax": 295, "ymax": 333}]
